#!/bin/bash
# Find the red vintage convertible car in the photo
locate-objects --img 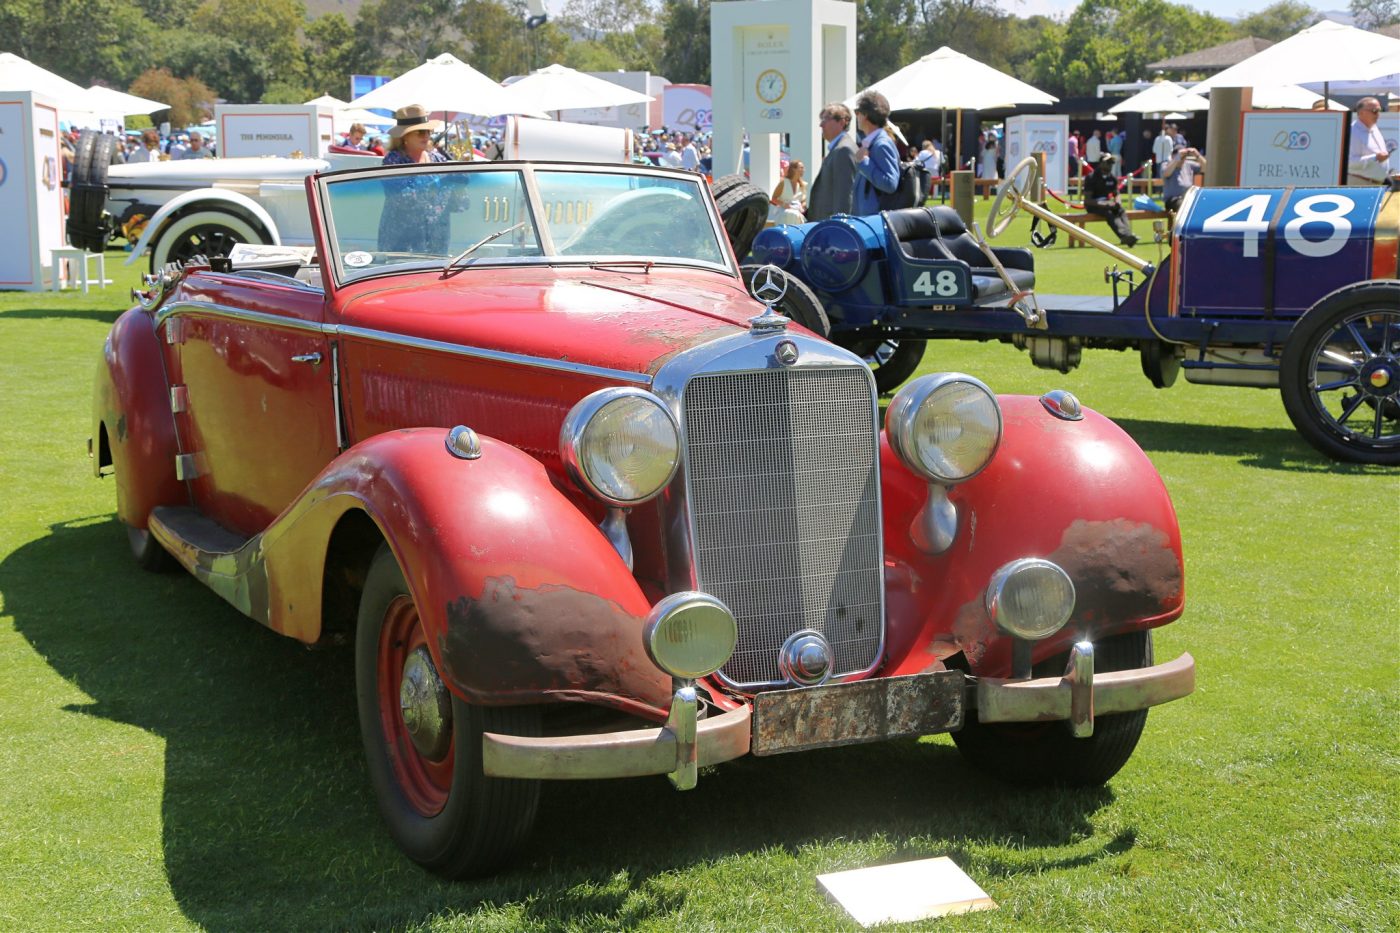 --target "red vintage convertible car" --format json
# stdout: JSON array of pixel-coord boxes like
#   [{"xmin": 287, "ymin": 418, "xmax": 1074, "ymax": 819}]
[{"xmin": 91, "ymin": 160, "xmax": 1195, "ymax": 878}]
